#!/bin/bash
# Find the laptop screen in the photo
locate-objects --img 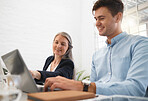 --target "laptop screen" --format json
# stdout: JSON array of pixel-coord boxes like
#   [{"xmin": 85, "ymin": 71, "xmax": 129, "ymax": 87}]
[
  {"xmin": 1, "ymin": 49, "xmax": 39, "ymax": 93},
  {"xmin": 0, "ymin": 61, "xmax": 4, "ymax": 75}
]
